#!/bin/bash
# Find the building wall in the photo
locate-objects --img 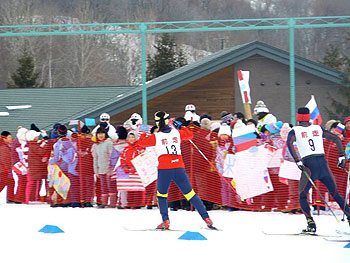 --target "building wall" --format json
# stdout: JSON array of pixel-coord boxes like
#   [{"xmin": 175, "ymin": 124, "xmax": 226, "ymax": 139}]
[
  {"xmin": 111, "ymin": 65, "xmax": 235, "ymax": 125},
  {"xmin": 234, "ymin": 55, "xmax": 345, "ymax": 123}
]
